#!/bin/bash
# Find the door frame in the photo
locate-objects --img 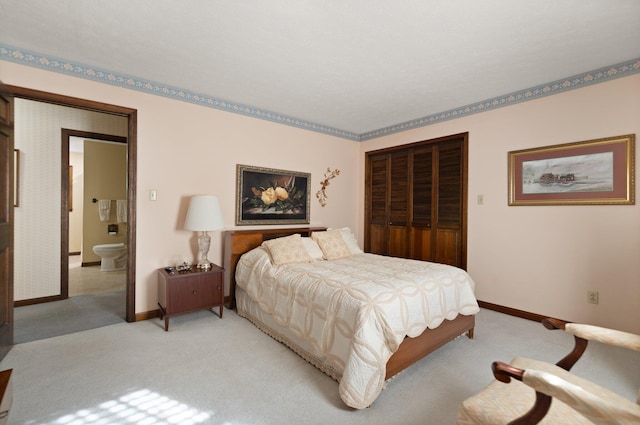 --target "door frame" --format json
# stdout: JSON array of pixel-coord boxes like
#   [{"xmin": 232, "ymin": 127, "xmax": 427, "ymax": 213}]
[
  {"xmin": 0, "ymin": 81, "xmax": 15, "ymax": 359},
  {"xmin": 7, "ymin": 85, "xmax": 137, "ymax": 322},
  {"xmin": 61, "ymin": 130, "xmax": 128, "ymax": 299}
]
